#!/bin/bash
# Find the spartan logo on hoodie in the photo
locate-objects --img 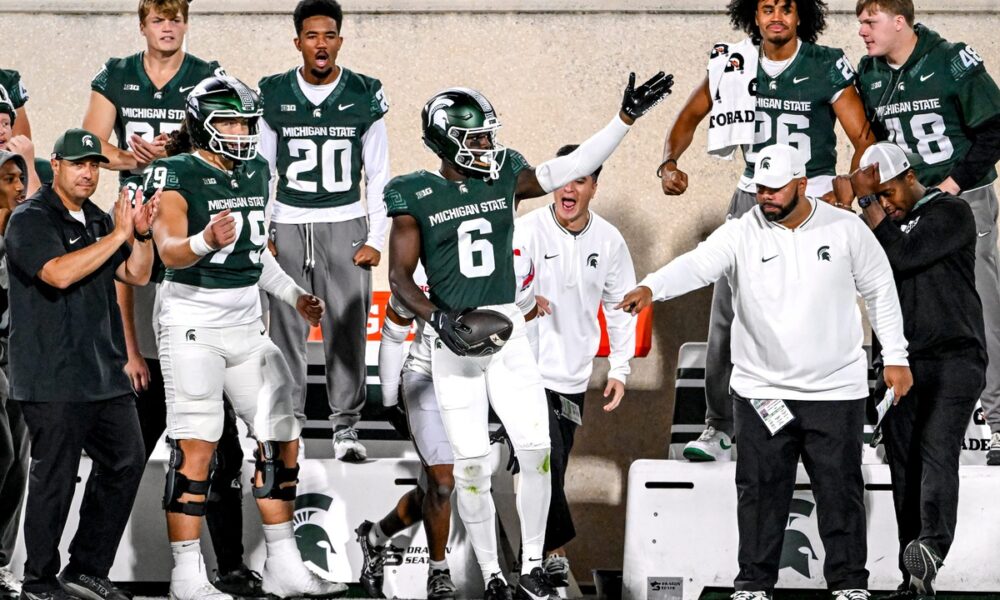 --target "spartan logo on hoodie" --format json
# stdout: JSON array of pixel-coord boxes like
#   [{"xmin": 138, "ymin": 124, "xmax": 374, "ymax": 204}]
[
  {"xmin": 724, "ymin": 52, "xmax": 745, "ymax": 73},
  {"xmin": 711, "ymin": 43, "xmax": 730, "ymax": 58},
  {"xmin": 780, "ymin": 496, "xmax": 821, "ymax": 578}
]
